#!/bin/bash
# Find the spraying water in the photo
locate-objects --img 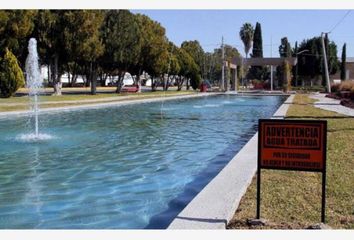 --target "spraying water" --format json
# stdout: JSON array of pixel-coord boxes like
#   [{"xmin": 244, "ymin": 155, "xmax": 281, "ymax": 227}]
[{"xmin": 25, "ymin": 38, "xmax": 44, "ymax": 139}]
